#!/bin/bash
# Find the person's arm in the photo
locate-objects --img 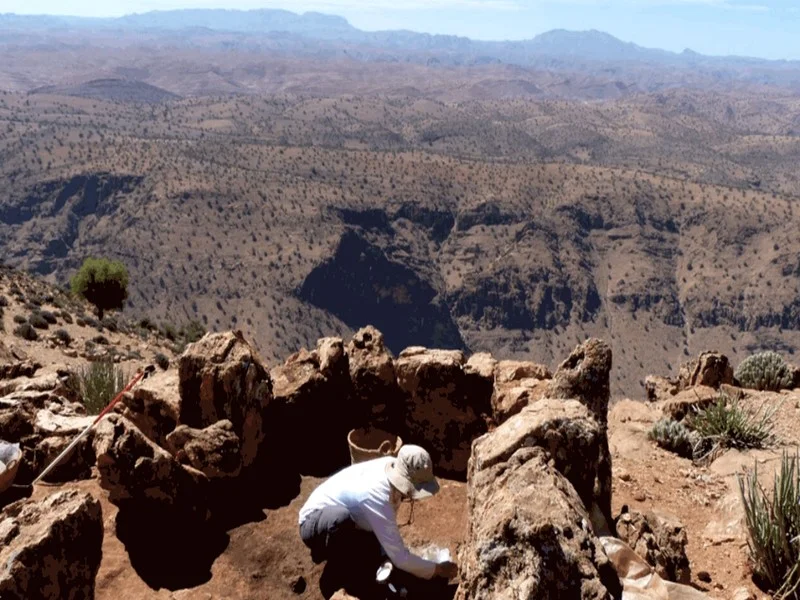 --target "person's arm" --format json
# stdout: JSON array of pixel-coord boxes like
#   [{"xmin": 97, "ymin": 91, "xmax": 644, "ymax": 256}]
[{"xmin": 361, "ymin": 499, "xmax": 439, "ymax": 580}]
